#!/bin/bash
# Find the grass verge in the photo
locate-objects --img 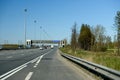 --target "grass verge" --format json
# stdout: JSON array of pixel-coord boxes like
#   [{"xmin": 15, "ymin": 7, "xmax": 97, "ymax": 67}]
[{"xmin": 60, "ymin": 46, "xmax": 120, "ymax": 71}]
